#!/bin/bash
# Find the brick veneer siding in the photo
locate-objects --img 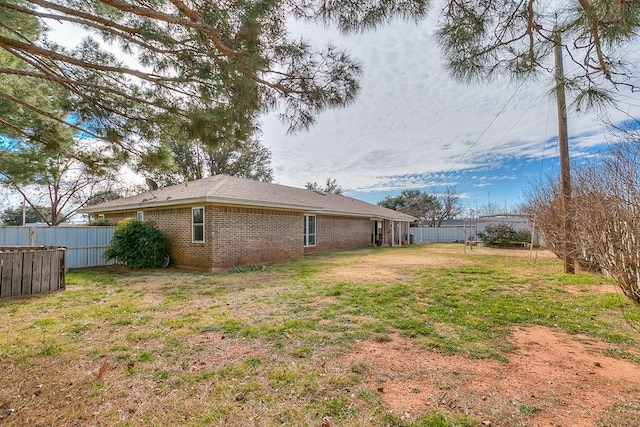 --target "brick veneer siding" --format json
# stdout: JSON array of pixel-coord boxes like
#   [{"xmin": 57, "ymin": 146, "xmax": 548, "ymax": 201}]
[
  {"xmin": 102, "ymin": 207, "xmax": 214, "ymax": 270},
  {"xmin": 102, "ymin": 205, "xmax": 303, "ymax": 271},
  {"xmin": 304, "ymin": 215, "xmax": 372, "ymax": 254},
  {"xmin": 211, "ymin": 206, "xmax": 303, "ymax": 269}
]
